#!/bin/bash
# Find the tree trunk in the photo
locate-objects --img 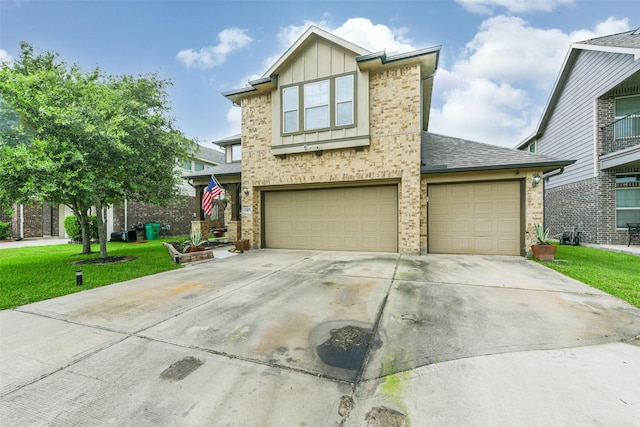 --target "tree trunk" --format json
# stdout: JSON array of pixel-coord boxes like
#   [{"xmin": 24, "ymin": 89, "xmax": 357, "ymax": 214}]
[
  {"xmin": 73, "ymin": 208, "xmax": 92, "ymax": 255},
  {"xmin": 96, "ymin": 203, "xmax": 109, "ymax": 258}
]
